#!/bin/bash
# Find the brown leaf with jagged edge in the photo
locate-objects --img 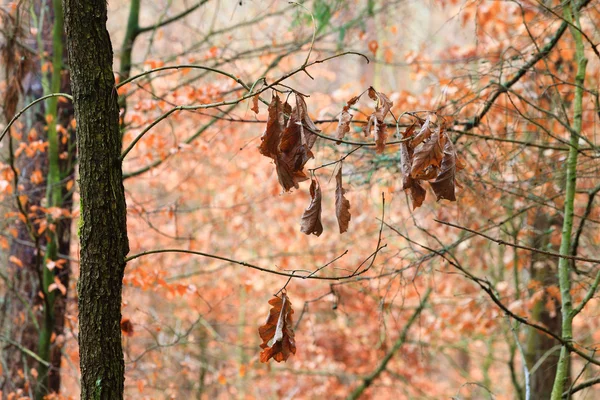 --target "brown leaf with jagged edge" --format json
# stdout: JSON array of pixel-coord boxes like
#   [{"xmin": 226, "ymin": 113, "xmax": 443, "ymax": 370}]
[
  {"xmin": 409, "ymin": 180, "xmax": 426, "ymax": 210},
  {"xmin": 429, "ymin": 133, "xmax": 457, "ymax": 201},
  {"xmin": 336, "ymin": 110, "xmax": 353, "ymax": 144},
  {"xmin": 258, "ymin": 94, "xmax": 283, "ymax": 159},
  {"xmin": 258, "ymin": 293, "xmax": 296, "ymax": 363},
  {"xmin": 410, "ymin": 115, "xmax": 432, "ymax": 148},
  {"xmin": 300, "ymin": 177, "xmax": 323, "ymax": 236},
  {"xmin": 335, "ymin": 167, "xmax": 351, "ymax": 234},
  {"xmin": 410, "ymin": 128, "xmax": 444, "ymax": 178}
]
